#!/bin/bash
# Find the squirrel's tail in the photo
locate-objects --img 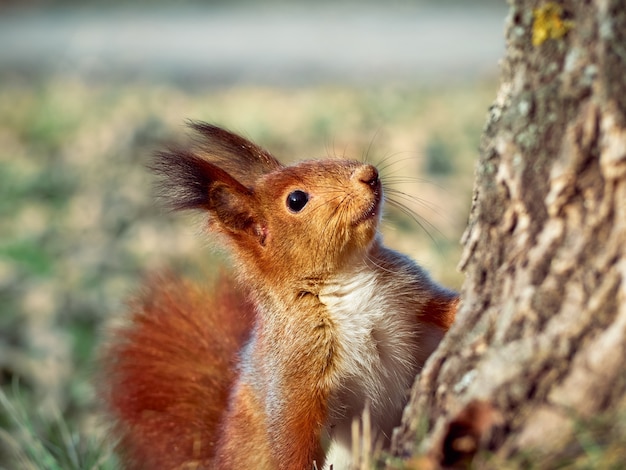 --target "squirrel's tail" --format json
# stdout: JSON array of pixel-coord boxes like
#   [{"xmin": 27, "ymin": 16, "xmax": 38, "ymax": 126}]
[{"xmin": 99, "ymin": 273, "xmax": 254, "ymax": 469}]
